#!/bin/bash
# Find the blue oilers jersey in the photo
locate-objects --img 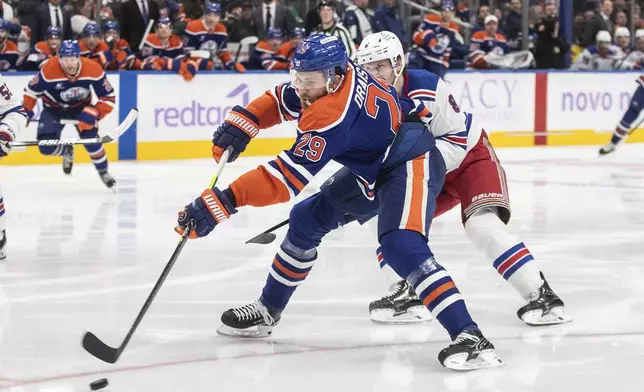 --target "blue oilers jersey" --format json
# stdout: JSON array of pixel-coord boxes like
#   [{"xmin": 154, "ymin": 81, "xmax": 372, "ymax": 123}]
[
  {"xmin": 228, "ymin": 61, "xmax": 420, "ymax": 207},
  {"xmin": 183, "ymin": 20, "xmax": 232, "ymax": 66},
  {"xmin": 0, "ymin": 40, "xmax": 19, "ymax": 71},
  {"xmin": 401, "ymin": 68, "xmax": 481, "ymax": 172},
  {"xmin": 23, "ymin": 57, "xmax": 116, "ymax": 118}
]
